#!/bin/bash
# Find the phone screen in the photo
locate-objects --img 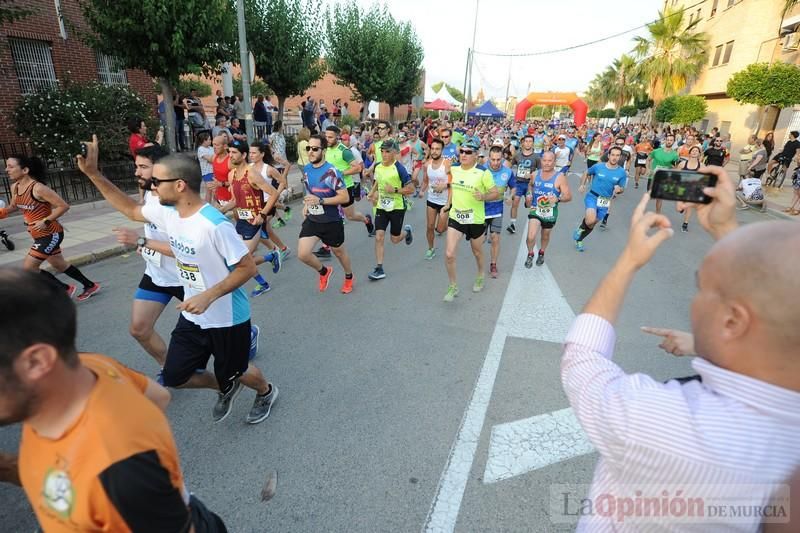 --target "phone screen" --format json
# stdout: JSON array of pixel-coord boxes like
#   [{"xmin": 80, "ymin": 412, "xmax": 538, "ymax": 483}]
[{"xmin": 650, "ymin": 169, "xmax": 717, "ymax": 204}]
